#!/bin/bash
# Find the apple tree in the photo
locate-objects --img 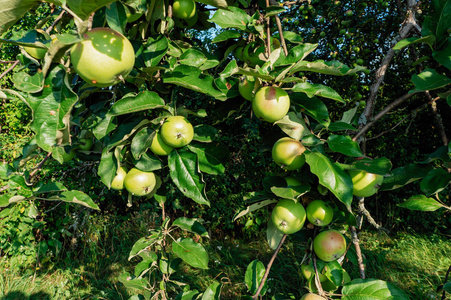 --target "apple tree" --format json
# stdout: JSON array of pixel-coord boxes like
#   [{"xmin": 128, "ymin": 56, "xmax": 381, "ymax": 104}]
[{"xmin": 0, "ymin": 0, "xmax": 450, "ymax": 299}]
